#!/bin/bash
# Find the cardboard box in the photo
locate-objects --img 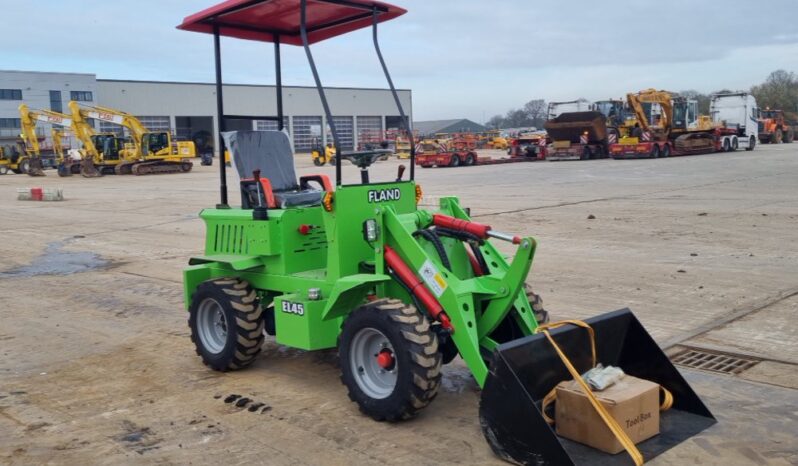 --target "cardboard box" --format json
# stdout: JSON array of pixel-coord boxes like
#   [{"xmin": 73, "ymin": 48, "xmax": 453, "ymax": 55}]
[{"xmin": 555, "ymin": 375, "xmax": 660, "ymax": 454}]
